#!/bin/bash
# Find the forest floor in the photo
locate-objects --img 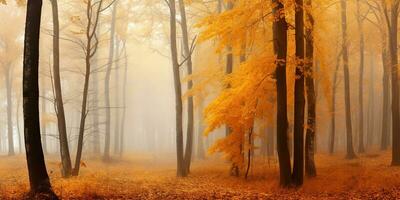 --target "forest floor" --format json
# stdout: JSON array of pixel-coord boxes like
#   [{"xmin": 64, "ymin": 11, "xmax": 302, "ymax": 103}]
[{"xmin": 1, "ymin": 151, "xmax": 400, "ymax": 199}]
